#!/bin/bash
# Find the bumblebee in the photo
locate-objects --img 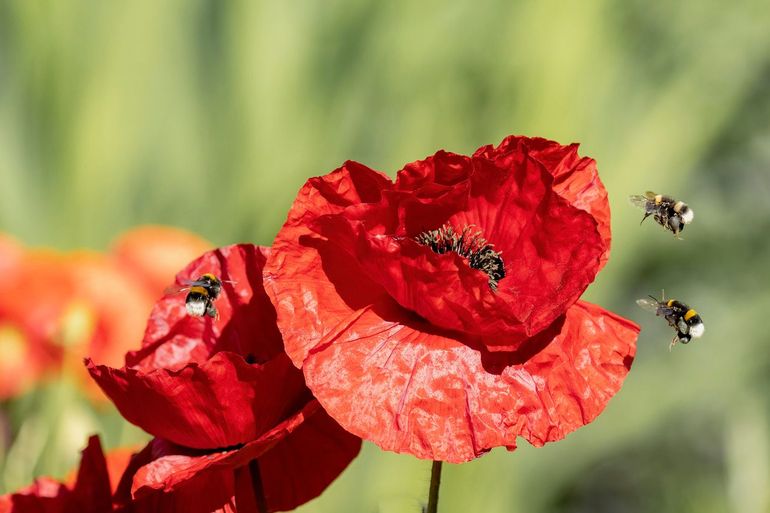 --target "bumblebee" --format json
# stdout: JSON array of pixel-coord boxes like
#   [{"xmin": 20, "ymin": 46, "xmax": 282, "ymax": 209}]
[
  {"xmin": 167, "ymin": 273, "xmax": 224, "ymax": 318},
  {"xmin": 636, "ymin": 292, "xmax": 704, "ymax": 349},
  {"xmin": 629, "ymin": 191, "xmax": 694, "ymax": 237}
]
